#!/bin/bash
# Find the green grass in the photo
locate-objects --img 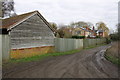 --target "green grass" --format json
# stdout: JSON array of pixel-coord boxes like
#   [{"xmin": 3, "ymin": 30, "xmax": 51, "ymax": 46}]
[
  {"xmin": 105, "ymin": 54, "xmax": 120, "ymax": 66},
  {"xmin": 84, "ymin": 43, "xmax": 107, "ymax": 49},
  {"xmin": 9, "ymin": 43, "xmax": 107, "ymax": 63},
  {"xmin": 10, "ymin": 49, "xmax": 81, "ymax": 63}
]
